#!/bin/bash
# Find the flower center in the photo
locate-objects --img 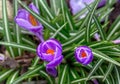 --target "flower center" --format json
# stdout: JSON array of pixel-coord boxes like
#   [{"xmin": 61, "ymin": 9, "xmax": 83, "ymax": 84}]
[
  {"xmin": 46, "ymin": 49, "xmax": 54, "ymax": 55},
  {"xmin": 80, "ymin": 50, "xmax": 87, "ymax": 58},
  {"xmin": 29, "ymin": 14, "xmax": 38, "ymax": 26}
]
